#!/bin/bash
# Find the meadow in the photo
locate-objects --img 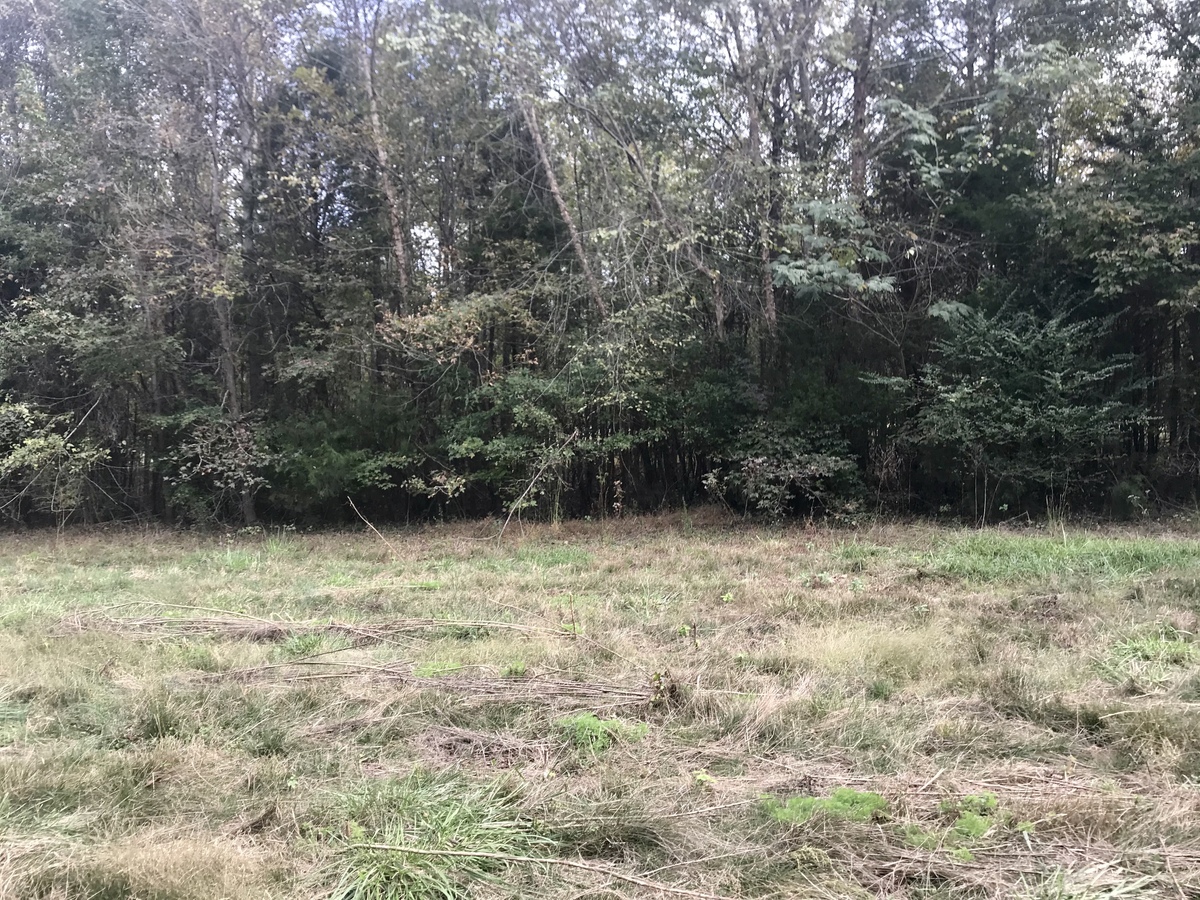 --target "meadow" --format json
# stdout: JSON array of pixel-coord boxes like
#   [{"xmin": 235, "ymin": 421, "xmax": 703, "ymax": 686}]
[{"xmin": 1, "ymin": 512, "xmax": 1199, "ymax": 899}]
